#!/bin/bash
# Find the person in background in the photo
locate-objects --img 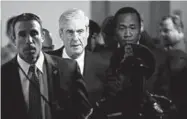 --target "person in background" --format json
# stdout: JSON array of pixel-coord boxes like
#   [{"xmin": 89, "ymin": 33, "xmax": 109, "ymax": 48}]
[
  {"xmin": 86, "ymin": 20, "xmax": 105, "ymax": 52},
  {"xmin": 101, "ymin": 16, "xmax": 118, "ymax": 51},
  {"xmin": 1, "ymin": 13, "xmax": 92, "ymax": 119},
  {"xmin": 42, "ymin": 28, "xmax": 54, "ymax": 52},
  {"xmin": 139, "ymin": 19, "xmax": 155, "ymax": 49},
  {"xmin": 1, "ymin": 16, "xmax": 17, "ymax": 65},
  {"xmin": 160, "ymin": 15, "xmax": 186, "ymax": 52},
  {"xmin": 154, "ymin": 15, "xmax": 187, "ymax": 119}
]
